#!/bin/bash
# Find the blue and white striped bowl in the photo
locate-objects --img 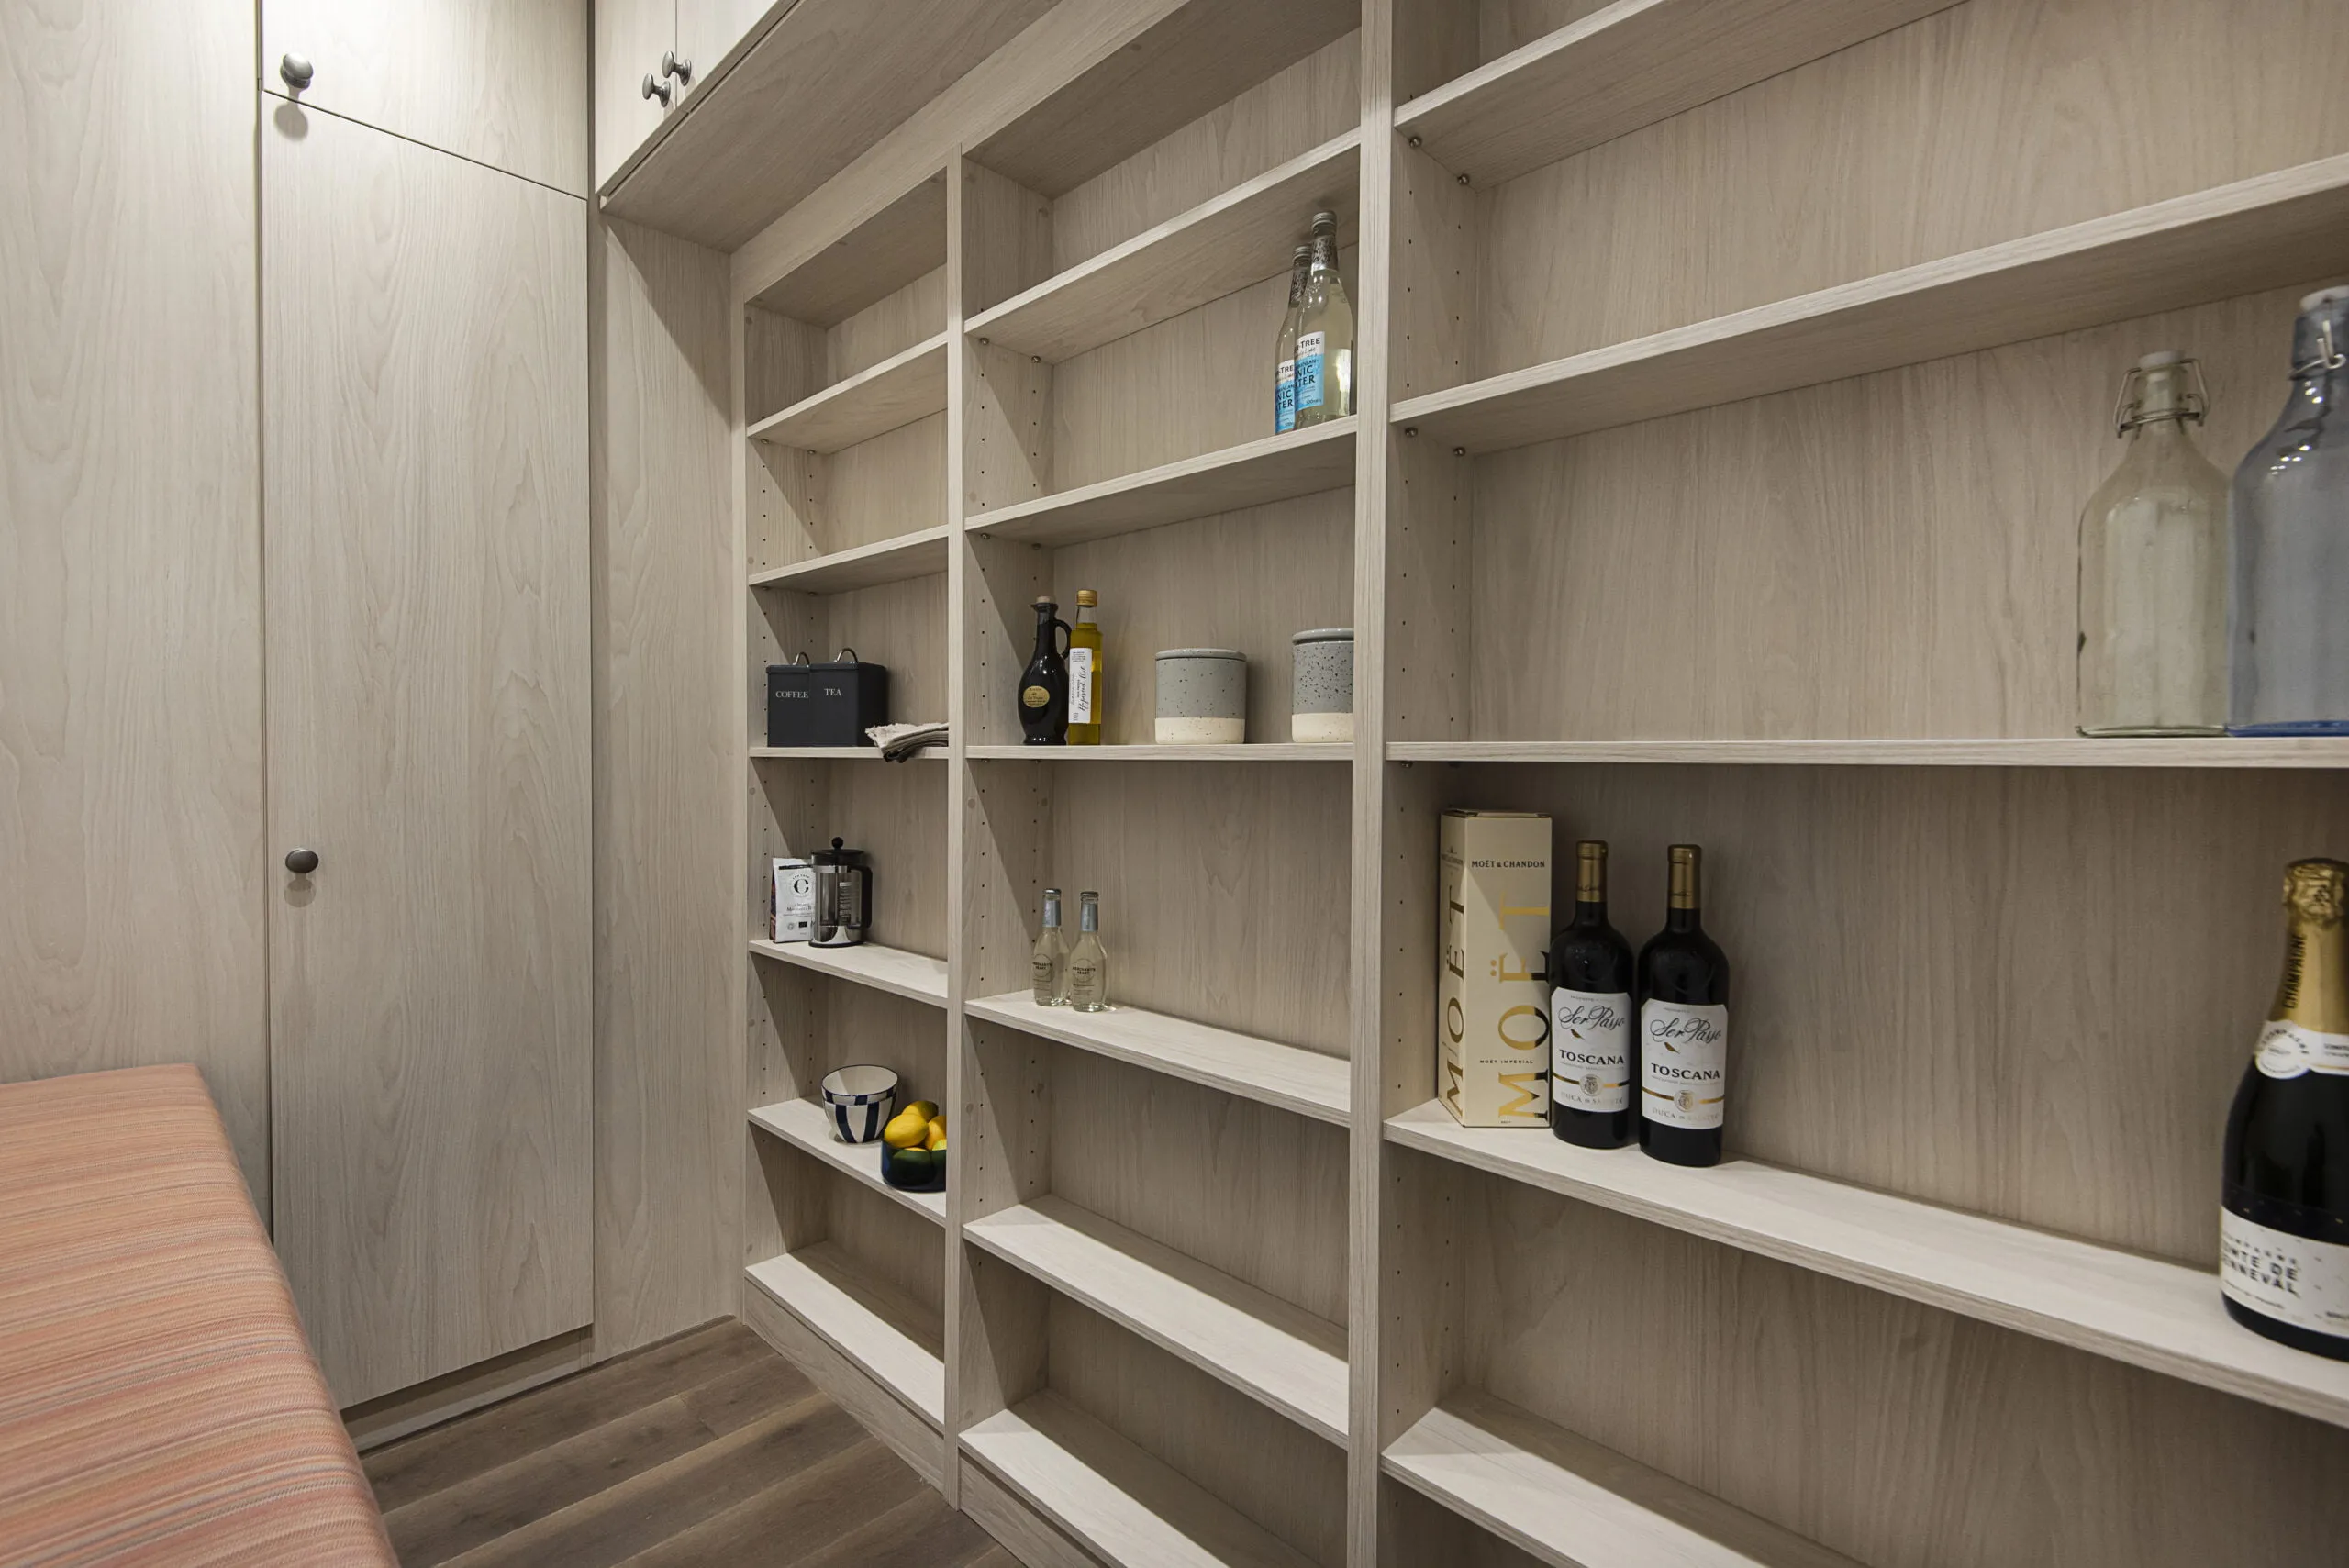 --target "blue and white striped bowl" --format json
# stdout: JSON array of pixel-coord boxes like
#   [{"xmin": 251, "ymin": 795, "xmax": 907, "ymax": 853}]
[{"xmin": 820, "ymin": 1065, "xmax": 899, "ymax": 1143}]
